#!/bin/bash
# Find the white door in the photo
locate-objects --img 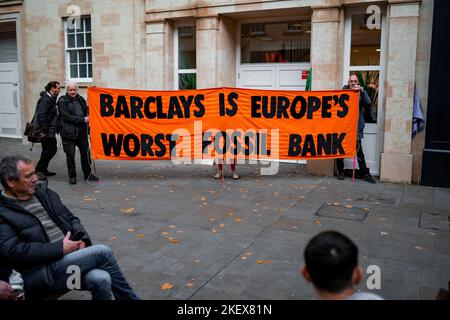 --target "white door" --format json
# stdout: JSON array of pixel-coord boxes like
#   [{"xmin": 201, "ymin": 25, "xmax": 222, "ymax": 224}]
[
  {"xmin": 0, "ymin": 62, "xmax": 21, "ymax": 138},
  {"xmin": 342, "ymin": 7, "xmax": 387, "ymax": 176}
]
